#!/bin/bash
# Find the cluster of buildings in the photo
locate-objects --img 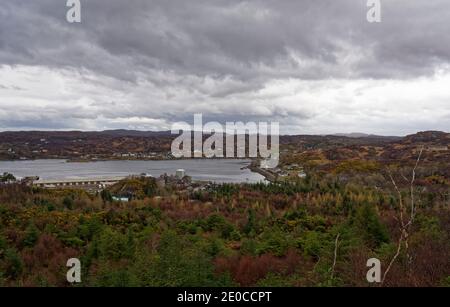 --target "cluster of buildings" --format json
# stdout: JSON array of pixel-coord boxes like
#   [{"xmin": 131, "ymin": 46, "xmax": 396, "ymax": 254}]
[
  {"xmin": 264, "ymin": 164, "xmax": 307, "ymax": 180},
  {"xmin": 23, "ymin": 168, "xmax": 195, "ymax": 193},
  {"xmin": 153, "ymin": 169, "xmax": 198, "ymax": 190},
  {"xmin": 1, "ymin": 166, "xmax": 206, "ymax": 199},
  {"xmin": 111, "ymin": 151, "xmax": 174, "ymax": 160},
  {"xmin": 32, "ymin": 176, "xmax": 125, "ymax": 190}
]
